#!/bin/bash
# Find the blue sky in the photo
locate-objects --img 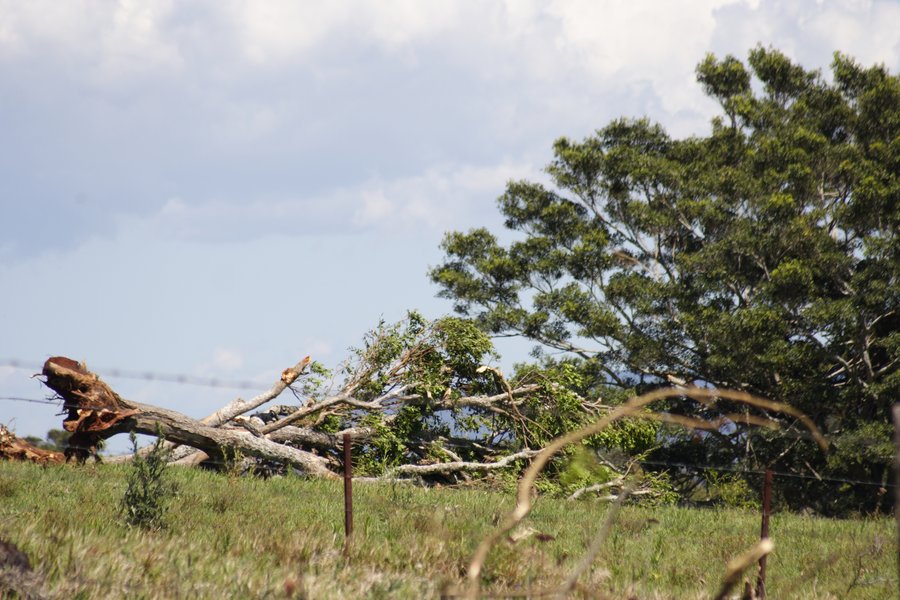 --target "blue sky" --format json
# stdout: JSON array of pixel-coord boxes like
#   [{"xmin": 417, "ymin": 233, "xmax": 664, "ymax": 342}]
[{"xmin": 2, "ymin": 0, "xmax": 899, "ymax": 446}]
